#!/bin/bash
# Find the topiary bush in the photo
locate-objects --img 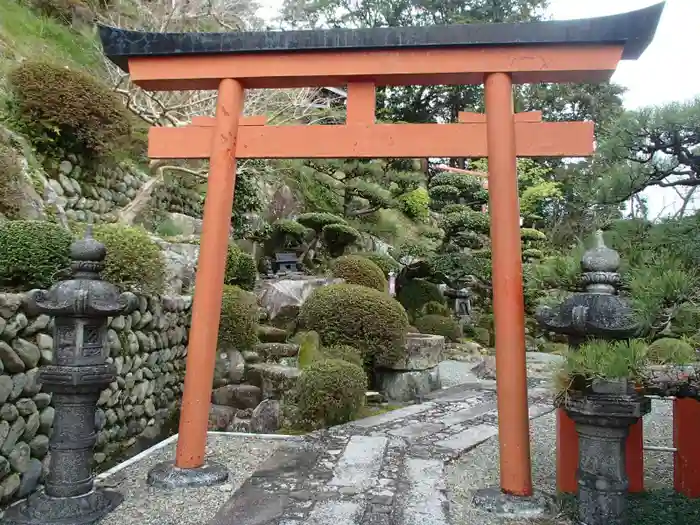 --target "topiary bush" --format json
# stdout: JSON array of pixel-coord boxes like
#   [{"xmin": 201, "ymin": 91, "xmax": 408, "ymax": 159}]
[
  {"xmin": 323, "ymin": 344, "xmax": 364, "ymax": 367},
  {"xmin": 219, "ymin": 285, "xmax": 259, "ymax": 351},
  {"xmin": 322, "ymin": 223, "xmax": 360, "ymax": 257},
  {"xmin": 224, "ymin": 244, "xmax": 257, "ymax": 291},
  {"xmin": 330, "ymin": 255, "xmax": 387, "ymax": 291},
  {"xmin": 397, "ymin": 279, "xmax": 445, "ymax": 321},
  {"xmin": 296, "ymin": 212, "xmax": 345, "ymax": 233},
  {"xmin": 646, "ymin": 338, "xmax": 697, "ymax": 365},
  {"xmin": 8, "ymin": 61, "xmax": 131, "ymax": 160},
  {"xmin": 358, "ymin": 252, "xmax": 400, "ymax": 277},
  {"xmin": 267, "ymin": 219, "xmax": 309, "ymax": 252},
  {"xmin": 299, "ymin": 283, "xmax": 410, "ymax": 368},
  {"xmin": 398, "ymin": 187, "xmax": 430, "ymax": 222},
  {"xmin": 415, "ymin": 314, "xmax": 462, "ymax": 342},
  {"xmin": 0, "ymin": 220, "xmax": 72, "ymax": 290},
  {"xmin": 294, "ymin": 358, "xmax": 367, "ymax": 429},
  {"xmin": 84, "ymin": 224, "xmax": 166, "ymax": 295}
]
